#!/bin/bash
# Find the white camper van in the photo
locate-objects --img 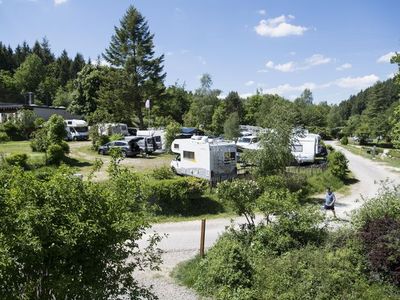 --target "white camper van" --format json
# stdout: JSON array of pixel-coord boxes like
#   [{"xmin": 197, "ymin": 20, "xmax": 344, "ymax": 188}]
[
  {"xmin": 170, "ymin": 136, "xmax": 237, "ymax": 182},
  {"xmin": 136, "ymin": 129, "xmax": 166, "ymax": 152},
  {"xmin": 98, "ymin": 123, "xmax": 129, "ymax": 136},
  {"xmin": 291, "ymin": 133, "xmax": 321, "ymax": 164},
  {"xmin": 65, "ymin": 119, "xmax": 89, "ymax": 141},
  {"xmin": 236, "ymin": 135, "xmax": 261, "ymax": 150}
]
